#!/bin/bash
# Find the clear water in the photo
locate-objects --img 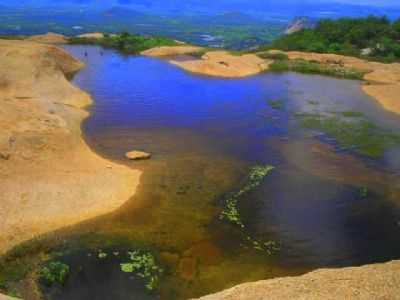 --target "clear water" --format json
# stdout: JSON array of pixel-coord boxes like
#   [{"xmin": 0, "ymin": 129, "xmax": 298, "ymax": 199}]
[{"xmin": 31, "ymin": 45, "xmax": 400, "ymax": 299}]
